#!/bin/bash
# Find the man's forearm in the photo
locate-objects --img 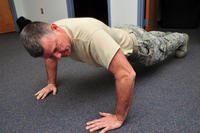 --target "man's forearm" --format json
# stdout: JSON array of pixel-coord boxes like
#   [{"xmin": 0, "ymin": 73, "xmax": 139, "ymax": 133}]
[
  {"xmin": 45, "ymin": 58, "xmax": 58, "ymax": 84},
  {"xmin": 115, "ymin": 72, "xmax": 135, "ymax": 122}
]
